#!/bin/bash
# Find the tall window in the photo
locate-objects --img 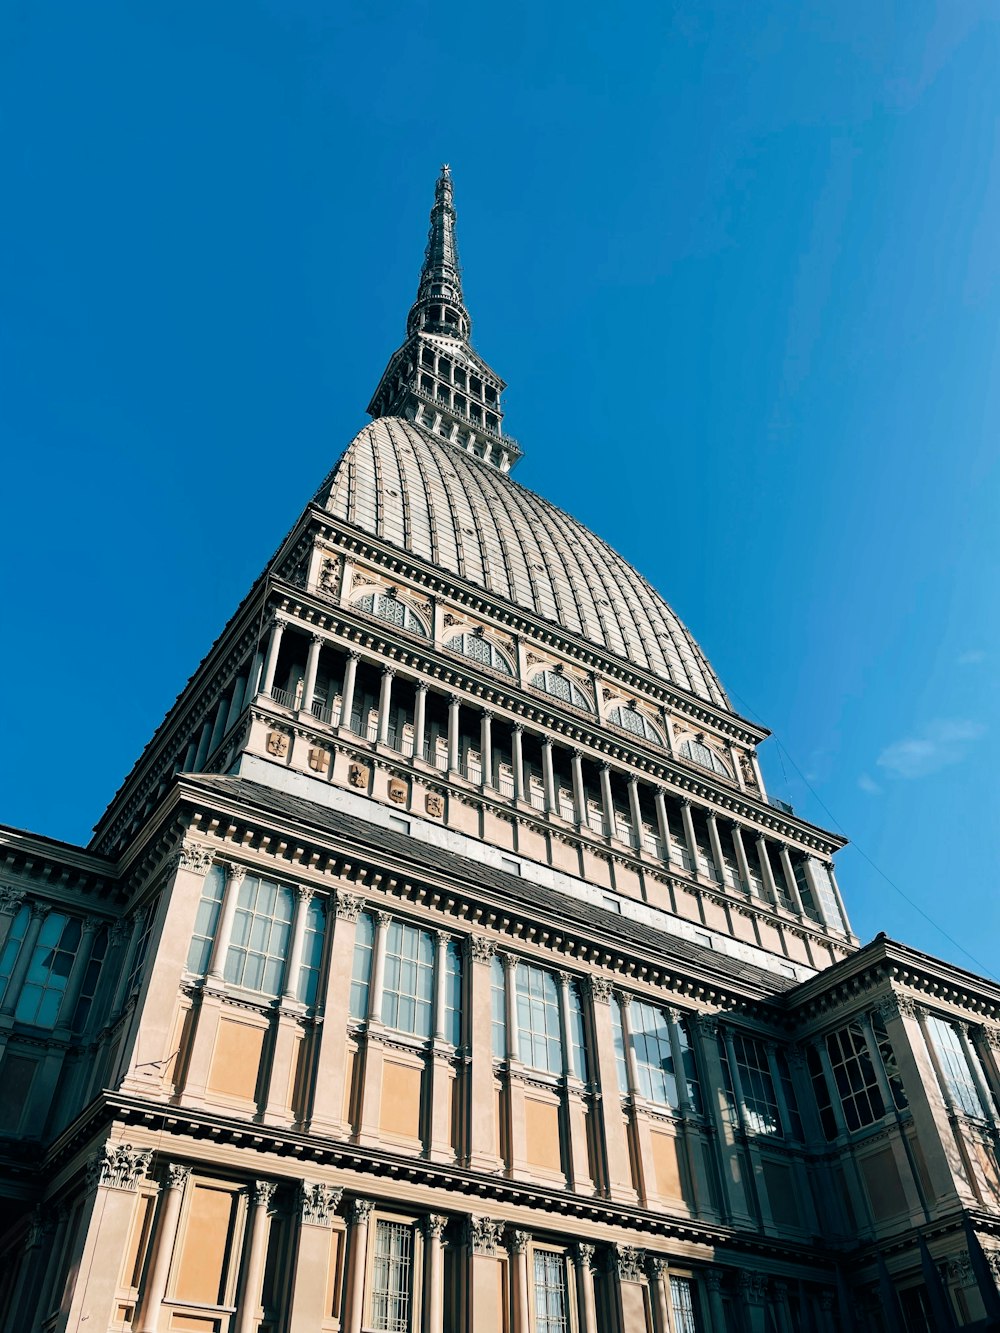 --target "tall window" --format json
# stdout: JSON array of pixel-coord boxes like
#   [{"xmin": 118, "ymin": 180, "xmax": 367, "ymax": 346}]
[
  {"xmin": 720, "ymin": 1033, "xmax": 782, "ymax": 1136},
  {"xmin": 0, "ymin": 905, "xmax": 30, "ymax": 1001},
  {"xmin": 533, "ymin": 1250, "xmax": 570, "ymax": 1333},
  {"xmin": 924, "ymin": 1014, "xmax": 987, "ymax": 1119},
  {"xmin": 530, "ymin": 669, "xmax": 592, "ymax": 712},
  {"xmin": 186, "ymin": 864, "xmax": 226, "ymax": 975},
  {"xmin": 14, "ymin": 912, "xmax": 80, "ymax": 1028},
  {"xmin": 370, "ymin": 1220, "xmax": 412, "ymax": 1332},
  {"xmin": 679, "ymin": 738, "xmax": 731, "ymax": 779},
  {"xmin": 670, "ymin": 1277, "xmax": 699, "ymax": 1333},
  {"xmin": 443, "ymin": 941, "xmax": 463, "ymax": 1046},
  {"xmin": 355, "ymin": 592, "xmax": 428, "ymax": 637},
  {"xmin": 515, "ymin": 963, "xmax": 563, "ymax": 1074},
  {"xmin": 617, "ymin": 998, "xmax": 701, "ymax": 1112},
  {"xmin": 608, "ymin": 705, "xmax": 664, "ymax": 746},
  {"xmin": 809, "ymin": 1015, "xmax": 905, "ymax": 1138},
  {"xmin": 382, "ymin": 921, "xmax": 435, "ymax": 1038},
  {"xmin": 72, "ymin": 924, "xmax": 109, "ymax": 1031},
  {"xmin": 491, "ymin": 955, "xmax": 507, "ymax": 1058},
  {"xmin": 350, "ymin": 912, "xmax": 375, "ymax": 1019},
  {"xmin": 611, "ymin": 995, "xmax": 630, "ymax": 1093},
  {"xmin": 446, "ymin": 632, "xmax": 514, "ymax": 674},
  {"xmin": 297, "ymin": 896, "xmax": 327, "ymax": 1005},
  {"xmin": 566, "ymin": 981, "xmax": 589, "ymax": 1081},
  {"xmin": 124, "ymin": 900, "xmax": 159, "ymax": 1000},
  {"xmin": 224, "ymin": 877, "xmax": 294, "ymax": 997}
]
